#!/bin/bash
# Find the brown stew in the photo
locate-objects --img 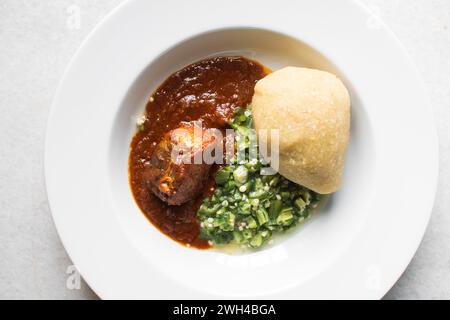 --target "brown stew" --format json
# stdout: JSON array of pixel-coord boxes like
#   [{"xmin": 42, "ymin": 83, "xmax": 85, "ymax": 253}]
[{"xmin": 129, "ymin": 56, "xmax": 268, "ymax": 248}]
